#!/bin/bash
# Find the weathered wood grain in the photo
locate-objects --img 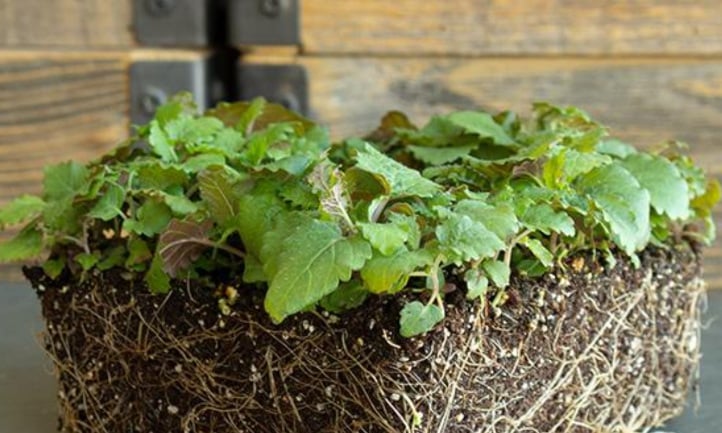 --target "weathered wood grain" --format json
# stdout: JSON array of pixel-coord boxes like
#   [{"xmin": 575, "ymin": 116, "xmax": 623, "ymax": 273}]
[
  {"xmin": 0, "ymin": 52, "xmax": 128, "ymax": 198},
  {"xmin": 302, "ymin": 0, "xmax": 722, "ymax": 55},
  {"xmin": 2, "ymin": 0, "xmax": 720, "ymax": 55},
  {"xmin": 286, "ymin": 57, "xmax": 722, "ymax": 161},
  {"xmin": 0, "ymin": 0, "xmax": 132, "ymax": 47},
  {"xmin": 0, "ymin": 49, "xmax": 218, "ymax": 280},
  {"xmin": 0, "ymin": 51, "xmax": 129, "ymax": 279}
]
